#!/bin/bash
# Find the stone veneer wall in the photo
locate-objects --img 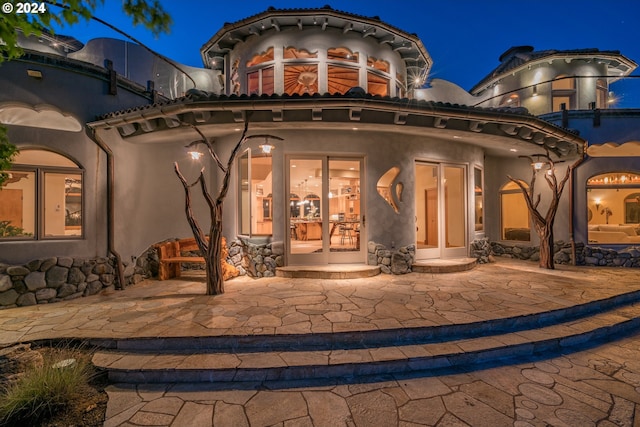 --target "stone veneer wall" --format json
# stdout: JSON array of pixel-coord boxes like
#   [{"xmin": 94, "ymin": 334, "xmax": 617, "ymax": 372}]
[
  {"xmin": 472, "ymin": 237, "xmax": 640, "ymax": 268},
  {"xmin": 179, "ymin": 238, "xmax": 284, "ymax": 278},
  {"xmin": 367, "ymin": 241, "xmax": 415, "ymax": 274},
  {"xmin": 0, "ymin": 252, "xmax": 155, "ymax": 309}
]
